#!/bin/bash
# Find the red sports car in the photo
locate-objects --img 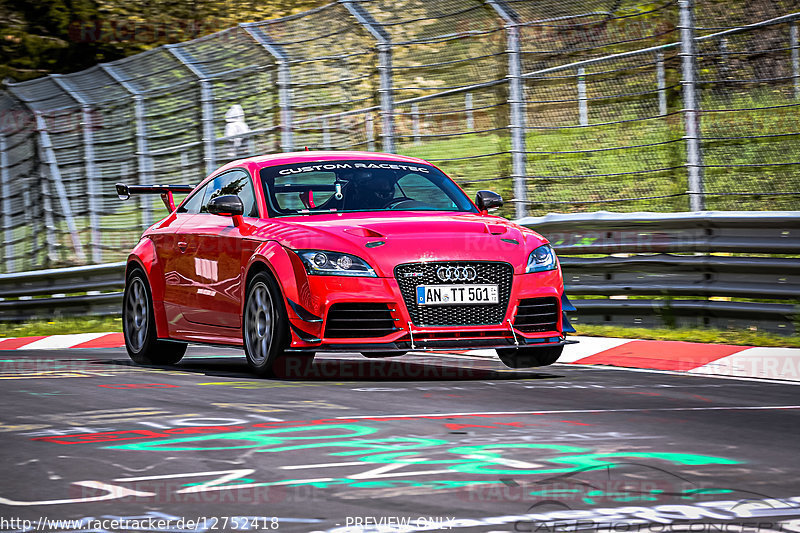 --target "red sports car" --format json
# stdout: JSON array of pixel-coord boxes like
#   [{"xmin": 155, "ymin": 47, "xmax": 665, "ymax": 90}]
[{"xmin": 117, "ymin": 151, "xmax": 576, "ymax": 376}]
